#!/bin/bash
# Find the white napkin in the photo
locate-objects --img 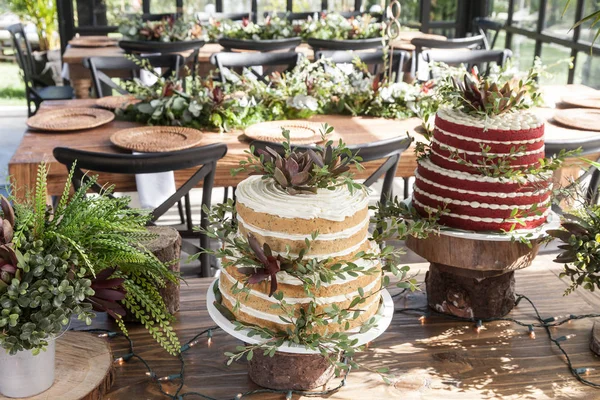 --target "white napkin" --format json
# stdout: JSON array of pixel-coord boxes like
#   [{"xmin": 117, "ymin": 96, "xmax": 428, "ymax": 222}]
[{"xmin": 133, "ymin": 152, "xmax": 176, "ymax": 210}]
